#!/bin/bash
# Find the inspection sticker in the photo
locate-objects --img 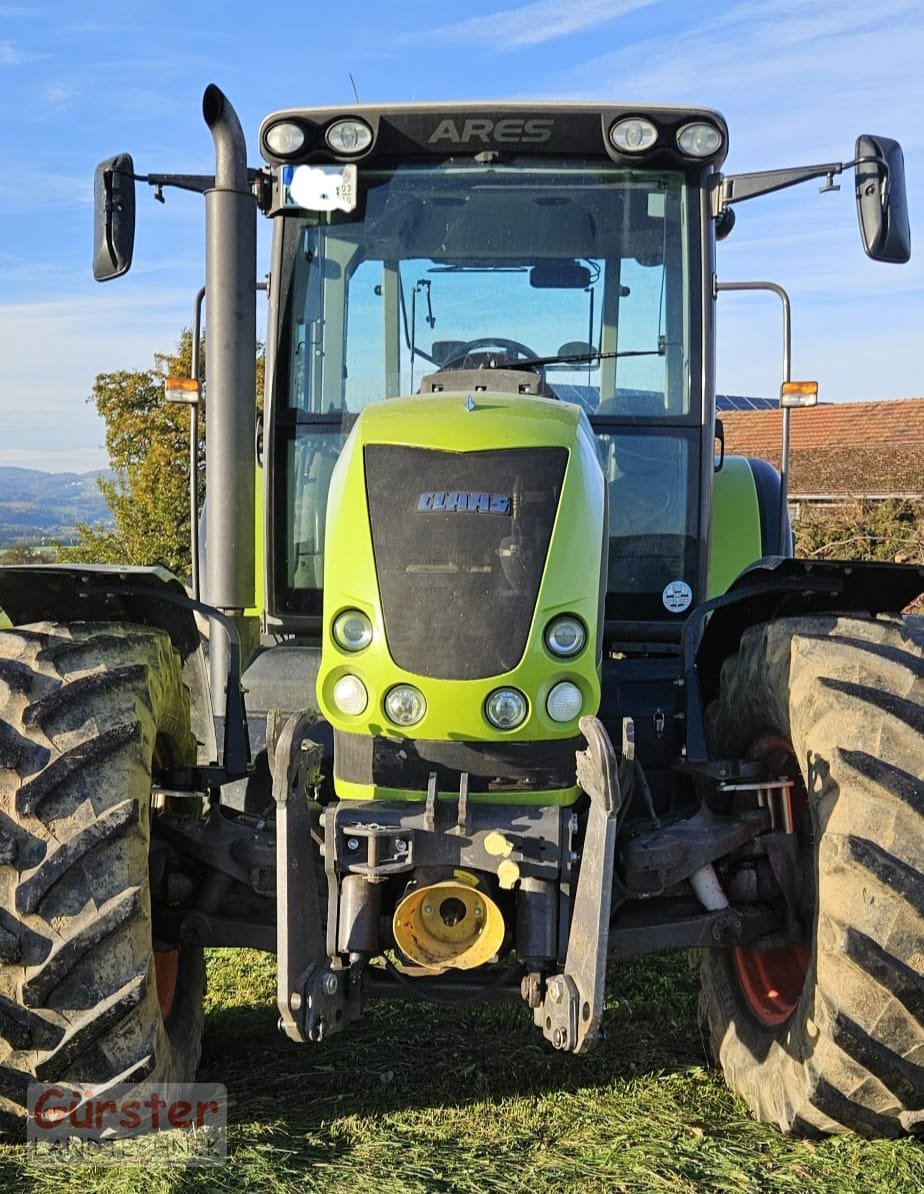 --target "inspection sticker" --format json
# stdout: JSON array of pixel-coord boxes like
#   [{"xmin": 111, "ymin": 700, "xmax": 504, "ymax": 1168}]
[{"xmin": 662, "ymin": 579, "xmax": 693, "ymax": 613}]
